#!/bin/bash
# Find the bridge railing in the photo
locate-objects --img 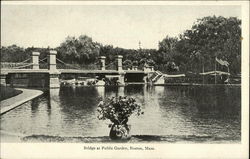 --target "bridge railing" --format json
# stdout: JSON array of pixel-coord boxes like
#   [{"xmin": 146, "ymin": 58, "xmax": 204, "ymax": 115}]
[
  {"xmin": 39, "ymin": 63, "xmax": 49, "ymax": 69},
  {"xmin": 77, "ymin": 64, "xmax": 99, "ymax": 70}
]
